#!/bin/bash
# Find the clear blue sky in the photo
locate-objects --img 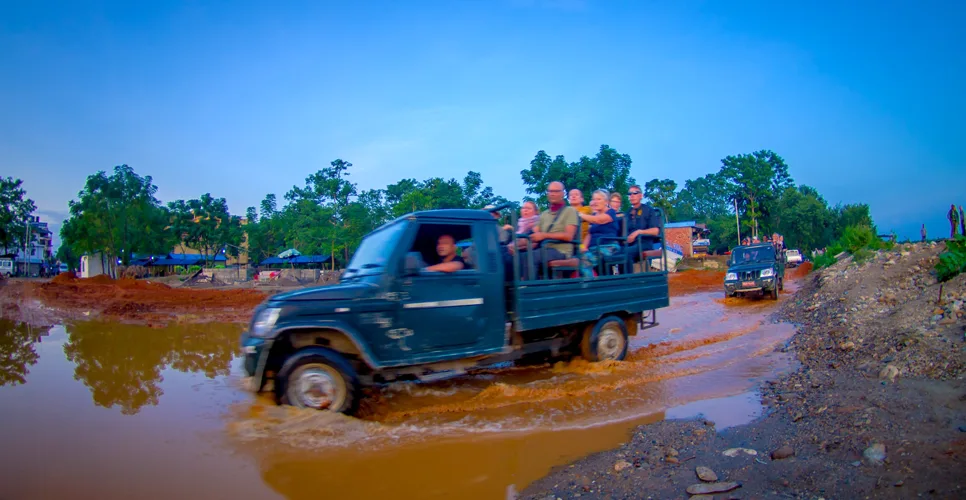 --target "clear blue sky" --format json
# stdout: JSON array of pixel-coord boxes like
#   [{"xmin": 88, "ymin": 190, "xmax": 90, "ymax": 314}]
[{"xmin": 2, "ymin": 0, "xmax": 964, "ymax": 247}]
